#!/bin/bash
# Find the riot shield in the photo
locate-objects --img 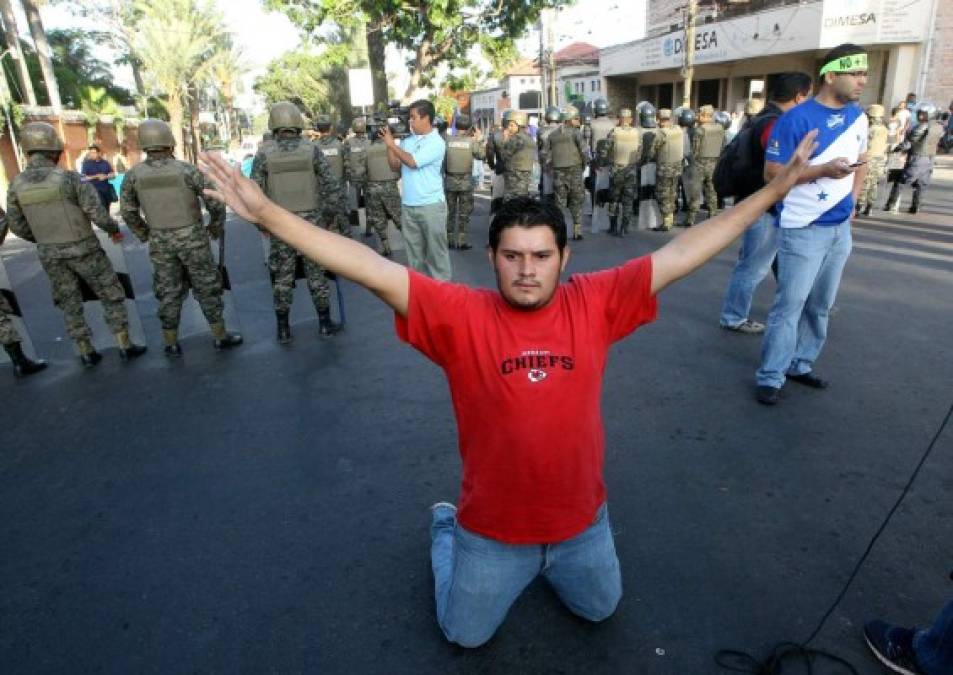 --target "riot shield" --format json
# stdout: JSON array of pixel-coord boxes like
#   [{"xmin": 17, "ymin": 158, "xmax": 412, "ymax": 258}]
[
  {"xmin": 638, "ymin": 163, "xmax": 661, "ymax": 230},
  {"xmin": 591, "ymin": 166, "xmax": 612, "ymax": 233}
]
